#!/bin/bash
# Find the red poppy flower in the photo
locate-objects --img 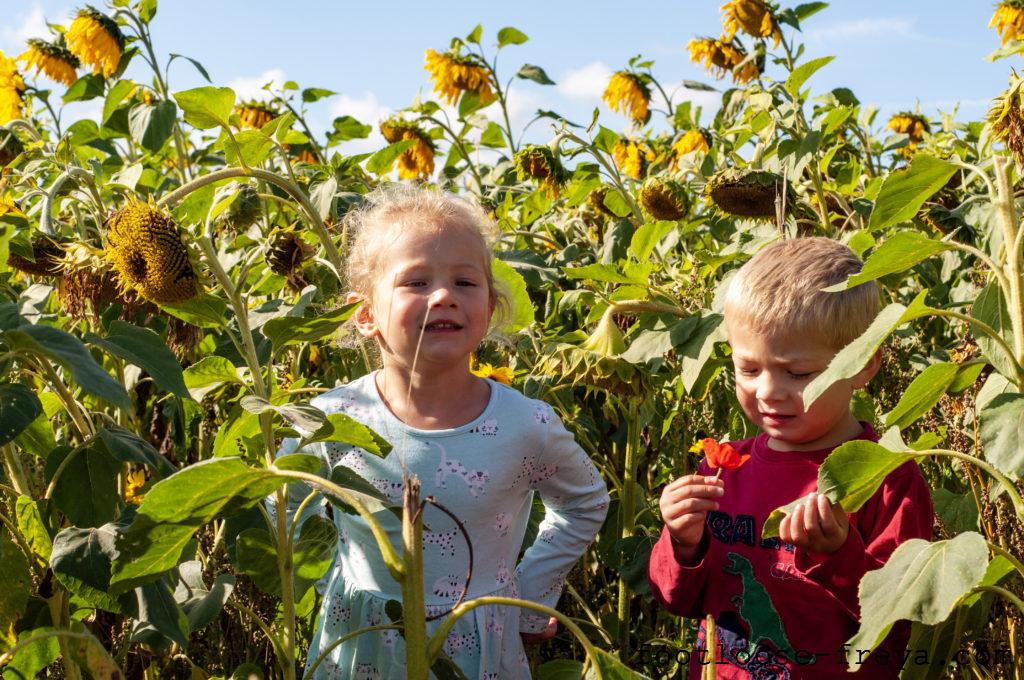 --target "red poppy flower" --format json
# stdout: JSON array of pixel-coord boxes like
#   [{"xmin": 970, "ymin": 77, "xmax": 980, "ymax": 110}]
[{"xmin": 702, "ymin": 438, "xmax": 749, "ymax": 471}]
